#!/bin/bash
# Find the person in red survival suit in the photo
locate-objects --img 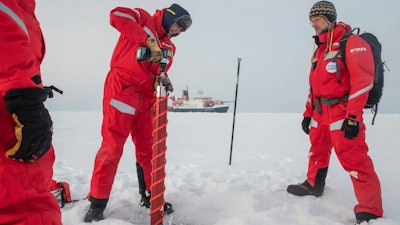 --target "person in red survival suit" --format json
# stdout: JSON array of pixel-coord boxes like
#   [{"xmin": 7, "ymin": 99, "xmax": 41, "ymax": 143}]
[
  {"xmin": 84, "ymin": 3, "xmax": 192, "ymax": 222},
  {"xmin": 286, "ymin": 1, "xmax": 383, "ymax": 224},
  {"xmin": 0, "ymin": 0, "xmax": 62, "ymax": 224}
]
